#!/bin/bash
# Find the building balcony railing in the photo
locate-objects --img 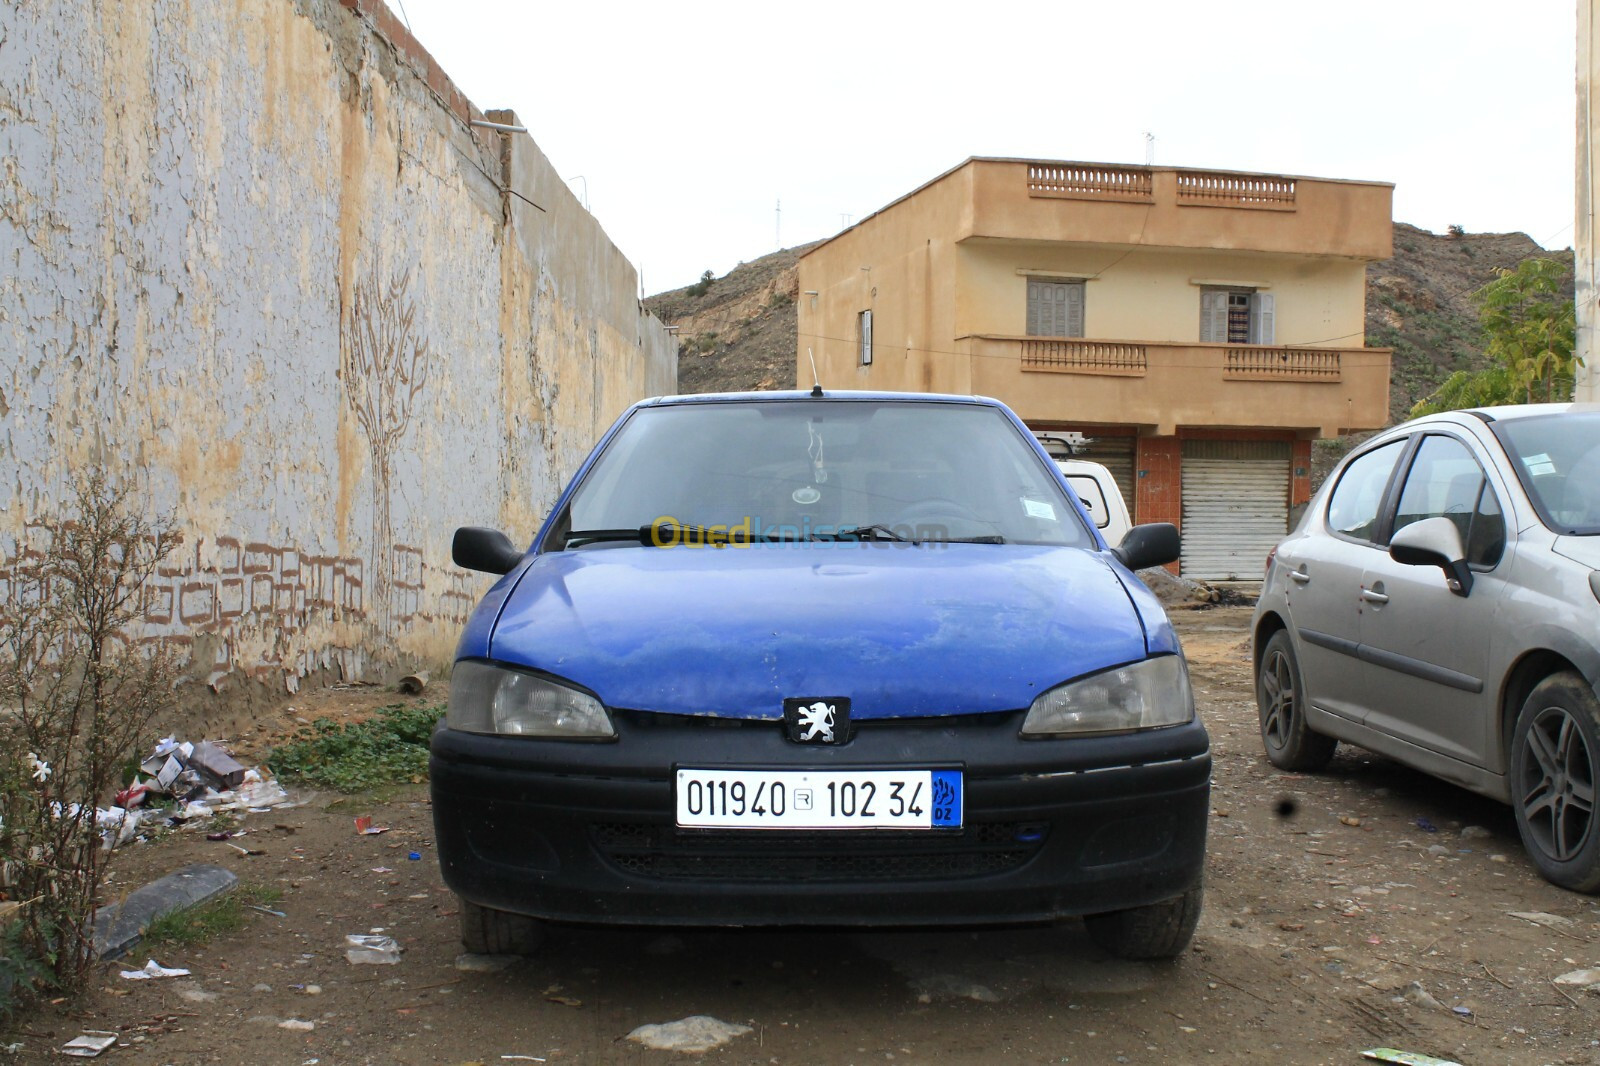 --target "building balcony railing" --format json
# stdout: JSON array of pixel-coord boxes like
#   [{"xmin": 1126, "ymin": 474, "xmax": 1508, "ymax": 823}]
[
  {"xmin": 1026, "ymin": 164, "xmax": 1154, "ymax": 203},
  {"xmin": 965, "ymin": 159, "xmax": 1392, "ymax": 260},
  {"xmin": 965, "ymin": 335, "xmax": 1393, "ymax": 436},
  {"xmin": 1015, "ymin": 338, "xmax": 1349, "ymax": 381}
]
